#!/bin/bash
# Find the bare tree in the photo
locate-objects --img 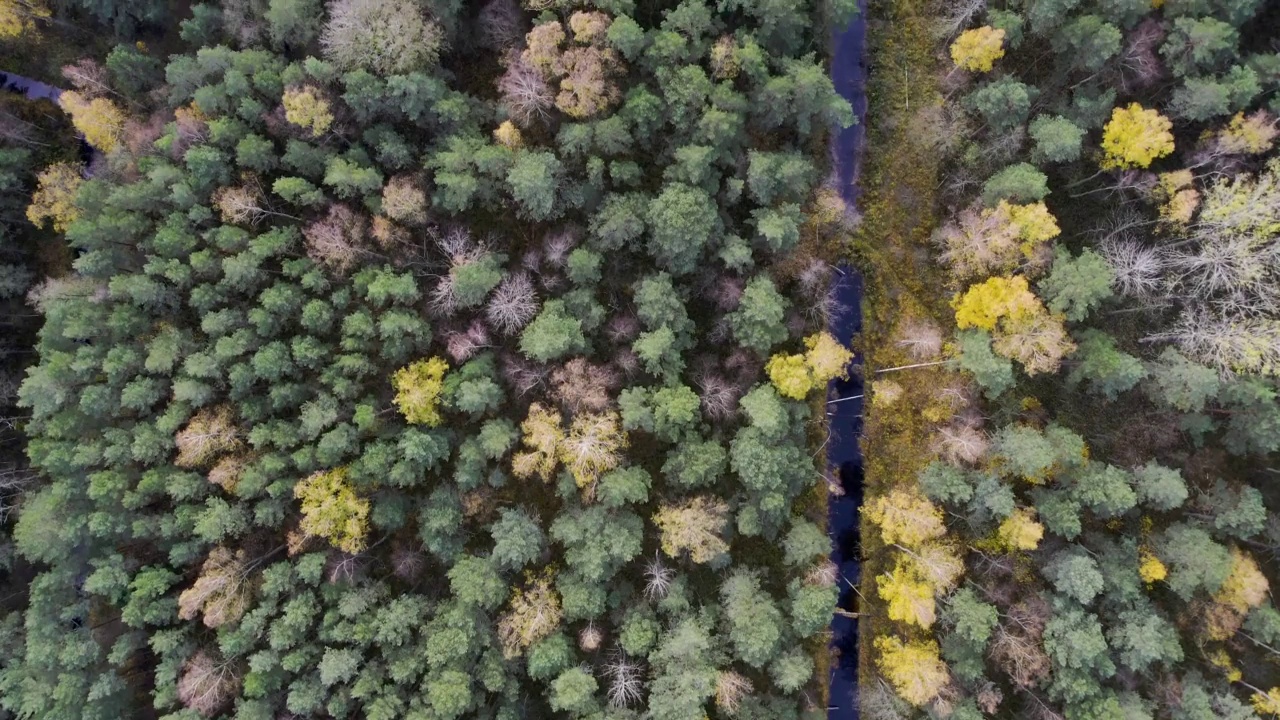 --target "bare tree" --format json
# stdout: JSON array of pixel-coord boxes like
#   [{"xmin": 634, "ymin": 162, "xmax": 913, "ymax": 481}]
[
  {"xmin": 304, "ymin": 204, "xmax": 369, "ymax": 274},
  {"xmin": 932, "ymin": 0, "xmax": 986, "ymax": 39},
  {"xmin": 498, "ymin": 52, "xmax": 555, "ymax": 126},
  {"xmin": 487, "ymin": 272, "xmax": 540, "ymax": 334},
  {"xmin": 934, "ymin": 422, "xmax": 989, "ymax": 465},
  {"xmin": 1116, "ymin": 18, "xmax": 1166, "ymax": 93},
  {"xmin": 445, "ymin": 320, "xmax": 493, "ymax": 363},
  {"xmin": 1100, "ymin": 236, "xmax": 1166, "ymax": 300},
  {"xmin": 642, "ymin": 553, "xmax": 674, "ymax": 599},
  {"xmin": 603, "ymin": 652, "xmax": 645, "ymax": 708},
  {"xmin": 714, "ymin": 671, "xmax": 753, "ymax": 713},
  {"xmin": 552, "ymin": 358, "xmax": 617, "ymax": 413},
  {"xmin": 478, "ymin": 0, "xmax": 525, "ymax": 49},
  {"xmin": 895, "ymin": 318, "xmax": 944, "ymax": 360},
  {"xmin": 177, "ymin": 649, "xmax": 240, "ymax": 717},
  {"xmin": 694, "ymin": 371, "xmax": 740, "ymax": 422}
]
